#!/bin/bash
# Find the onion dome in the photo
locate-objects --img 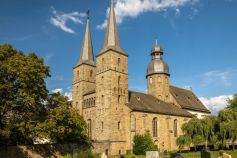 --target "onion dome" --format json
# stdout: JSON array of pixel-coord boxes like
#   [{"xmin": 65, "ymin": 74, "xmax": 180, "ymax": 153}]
[{"xmin": 146, "ymin": 43, "xmax": 170, "ymax": 77}]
